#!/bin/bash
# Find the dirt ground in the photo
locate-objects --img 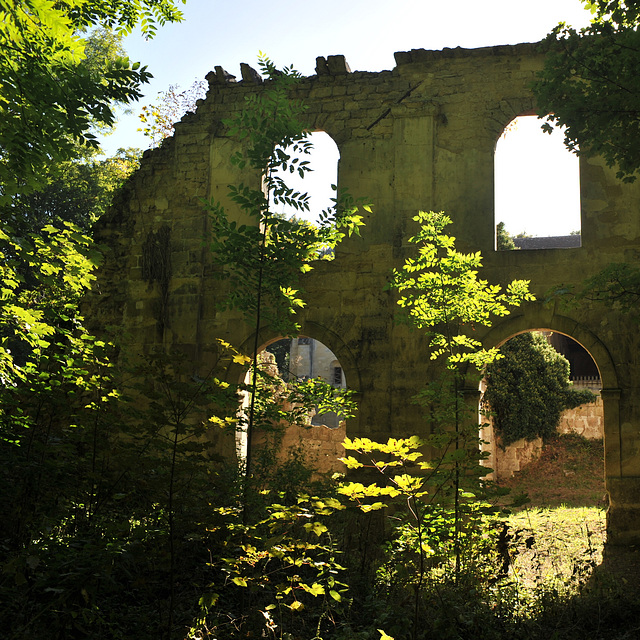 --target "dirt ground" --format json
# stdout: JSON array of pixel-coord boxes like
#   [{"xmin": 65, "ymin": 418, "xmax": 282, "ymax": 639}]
[{"xmin": 496, "ymin": 433, "xmax": 606, "ymax": 508}]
